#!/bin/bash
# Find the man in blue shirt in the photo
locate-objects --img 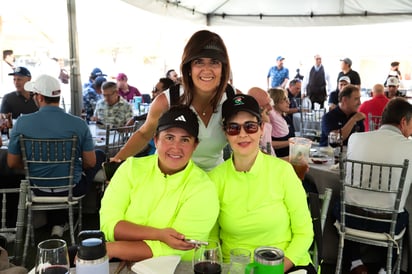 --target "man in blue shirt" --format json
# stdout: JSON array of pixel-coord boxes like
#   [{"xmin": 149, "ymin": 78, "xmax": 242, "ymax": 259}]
[
  {"xmin": 319, "ymin": 84, "xmax": 365, "ymax": 147},
  {"xmin": 267, "ymin": 56, "xmax": 289, "ymax": 89},
  {"xmin": 7, "ymin": 74, "xmax": 105, "ymax": 237}
]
